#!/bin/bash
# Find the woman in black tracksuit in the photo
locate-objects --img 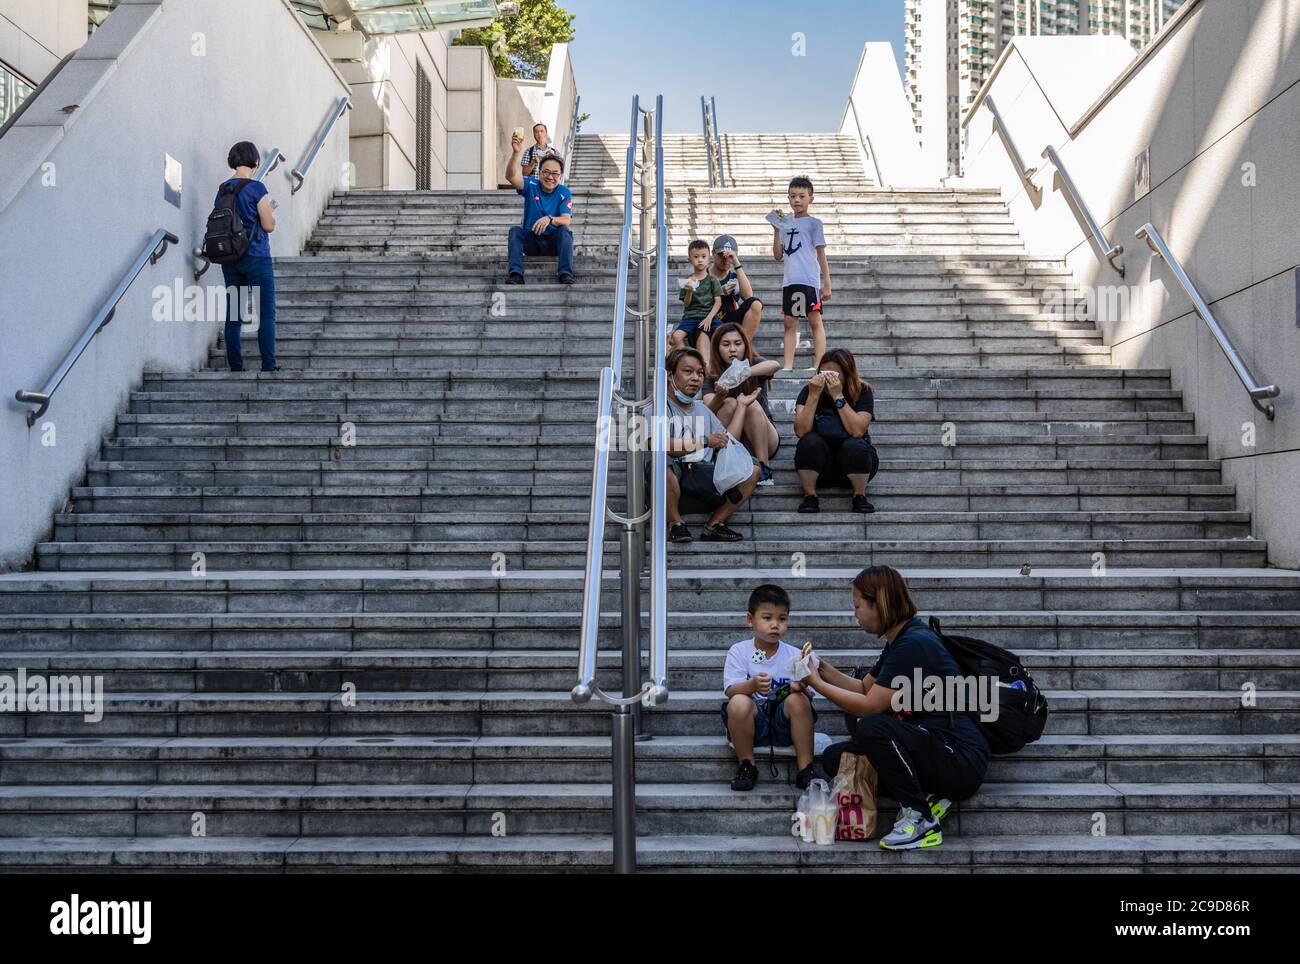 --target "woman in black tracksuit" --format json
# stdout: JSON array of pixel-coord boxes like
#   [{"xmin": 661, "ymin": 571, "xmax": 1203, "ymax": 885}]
[{"xmin": 797, "ymin": 565, "xmax": 990, "ymax": 851}]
